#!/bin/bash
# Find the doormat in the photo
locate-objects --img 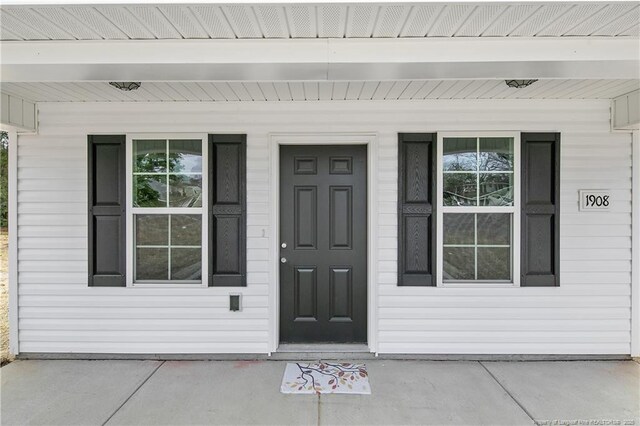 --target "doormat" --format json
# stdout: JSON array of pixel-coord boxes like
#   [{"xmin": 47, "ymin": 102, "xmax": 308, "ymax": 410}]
[{"xmin": 280, "ymin": 362, "xmax": 371, "ymax": 394}]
